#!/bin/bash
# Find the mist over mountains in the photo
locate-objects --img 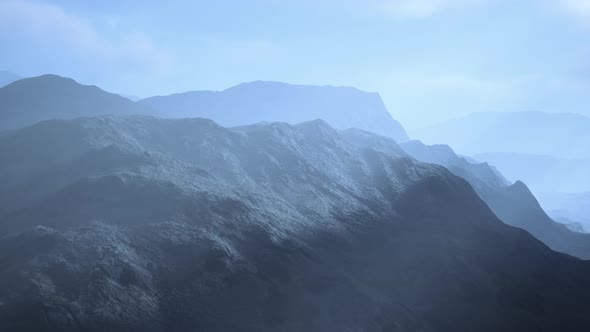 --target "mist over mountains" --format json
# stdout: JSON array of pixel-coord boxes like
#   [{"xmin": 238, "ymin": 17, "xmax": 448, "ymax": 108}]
[
  {"xmin": 537, "ymin": 192, "xmax": 590, "ymax": 233},
  {"xmin": 415, "ymin": 111, "xmax": 590, "ymax": 233},
  {"xmin": 414, "ymin": 111, "xmax": 590, "ymax": 158},
  {"xmin": 1, "ymin": 73, "xmax": 590, "ymax": 331},
  {"xmin": 474, "ymin": 152, "xmax": 590, "ymax": 194}
]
